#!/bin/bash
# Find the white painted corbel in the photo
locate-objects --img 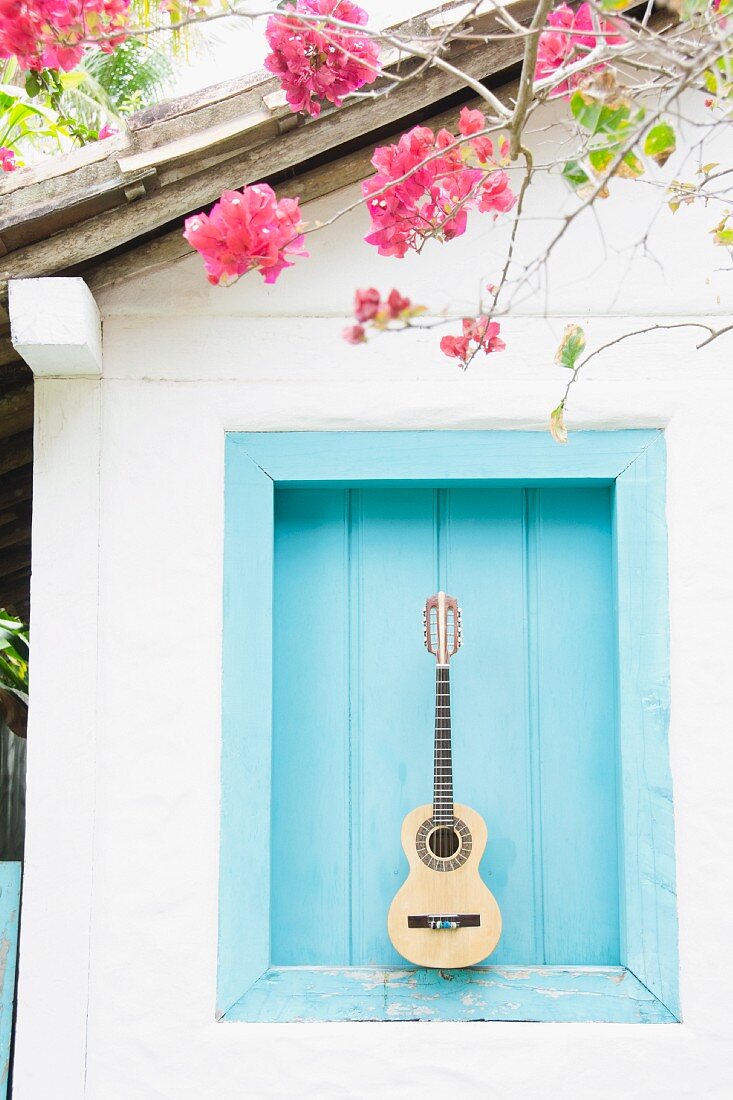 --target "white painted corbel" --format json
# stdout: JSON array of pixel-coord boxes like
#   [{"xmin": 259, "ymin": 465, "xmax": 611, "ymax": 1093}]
[{"xmin": 8, "ymin": 276, "xmax": 102, "ymax": 377}]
